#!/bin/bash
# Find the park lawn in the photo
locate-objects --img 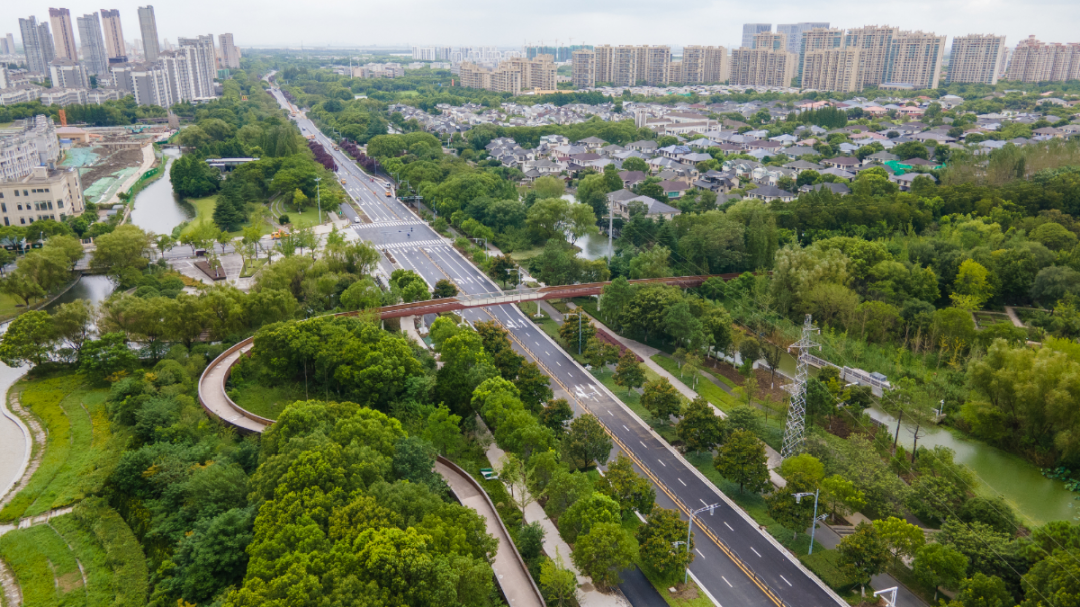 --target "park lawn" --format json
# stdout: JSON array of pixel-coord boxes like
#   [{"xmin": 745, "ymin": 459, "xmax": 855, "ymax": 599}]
[
  {"xmin": 509, "ymin": 246, "xmax": 543, "ymax": 262},
  {"xmin": 0, "ymin": 374, "xmax": 119, "ymax": 522},
  {"xmin": 50, "ymin": 514, "xmax": 116, "ymax": 606},
  {"xmin": 240, "ymin": 258, "xmax": 267, "ymax": 278},
  {"xmin": 230, "ymin": 381, "xmax": 307, "ymax": 421},
  {"xmin": 651, "ymin": 355, "xmax": 743, "ymax": 411},
  {"xmin": 0, "ymin": 523, "xmax": 84, "ymax": 605},
  {"xmin": 279, "ymin": 205, "xmax": 332, "ymax": 229},
  {"xmin": 179, "ymin": 195, "xmax": 218, "ymax": 237}
]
